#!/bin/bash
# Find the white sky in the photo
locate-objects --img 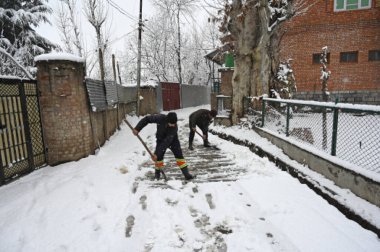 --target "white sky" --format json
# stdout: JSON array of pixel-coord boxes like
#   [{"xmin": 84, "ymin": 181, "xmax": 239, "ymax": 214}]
[
  {"xmin": 1, "ymin": 105, "xmax": 379, "ymax": 251},
  {"xmin": 36, "ymin": 0, "xmax": 154, "ymax": 53},
  {"xmin": 36, "ymin": 0, "xmax": 210, "ymax": 56}
]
